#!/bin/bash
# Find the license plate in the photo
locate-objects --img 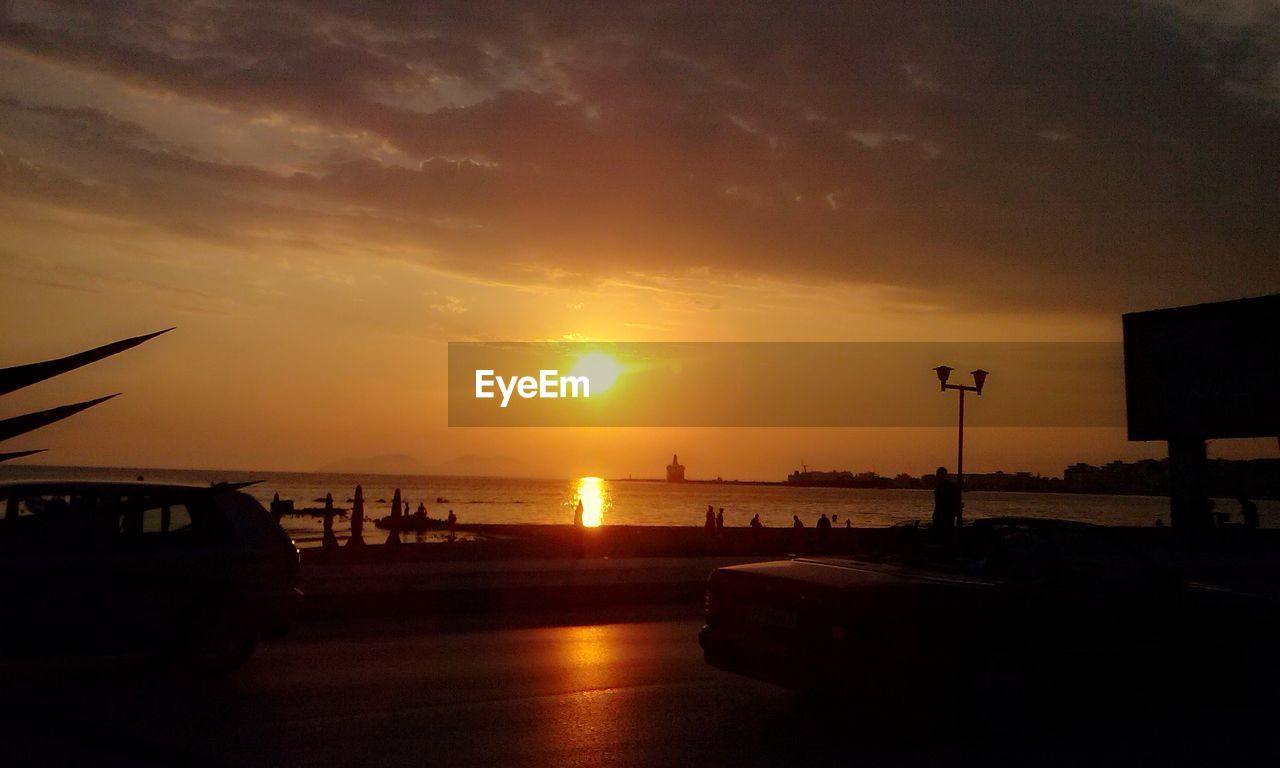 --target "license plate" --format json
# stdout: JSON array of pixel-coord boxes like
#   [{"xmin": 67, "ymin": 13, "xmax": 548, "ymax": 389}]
[{"xmin": 745, "ymin": 604, "xmax": 798, "ymax": 630}]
